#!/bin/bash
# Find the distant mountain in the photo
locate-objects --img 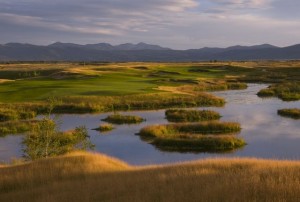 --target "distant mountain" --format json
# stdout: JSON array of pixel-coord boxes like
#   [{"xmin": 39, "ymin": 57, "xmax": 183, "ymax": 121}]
[
  {"xmin": 0, "ymin": 42, "xmax": 299, "ymax": 61},
  {"xmin": 225, "ymin": 44, "xmax": 278, "ymax": 51},
  {"xmin": 48, "ymin": 42, "xmax": 171, "ymax": 51}
]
